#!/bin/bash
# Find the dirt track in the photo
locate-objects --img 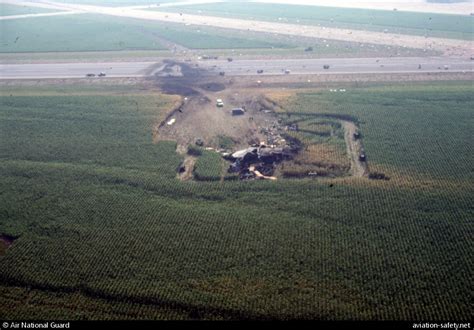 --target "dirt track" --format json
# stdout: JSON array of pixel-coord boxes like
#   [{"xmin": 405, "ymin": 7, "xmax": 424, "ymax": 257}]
[{"xmin": 343, "ymin": 121, "xmax": 368, "ymax": 177}]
